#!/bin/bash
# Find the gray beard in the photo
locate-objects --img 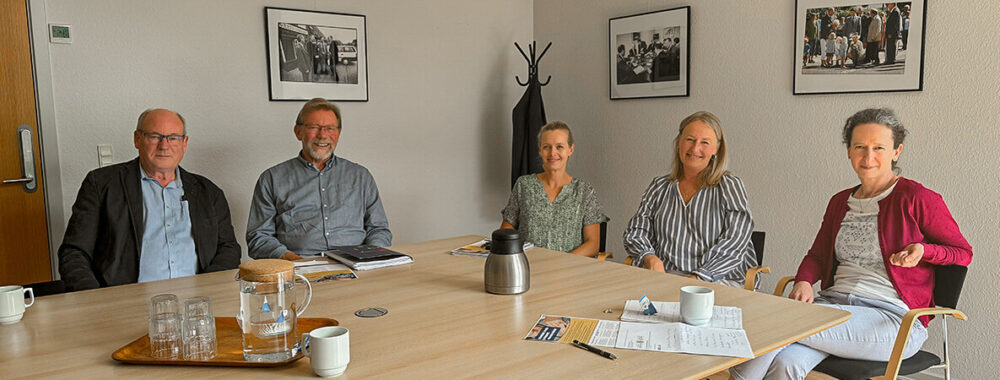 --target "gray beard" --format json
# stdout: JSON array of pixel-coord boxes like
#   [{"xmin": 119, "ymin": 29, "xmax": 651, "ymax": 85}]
[{"xmin": 306, "ymin": 146, "xmax": 334, "ymax": 162}]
